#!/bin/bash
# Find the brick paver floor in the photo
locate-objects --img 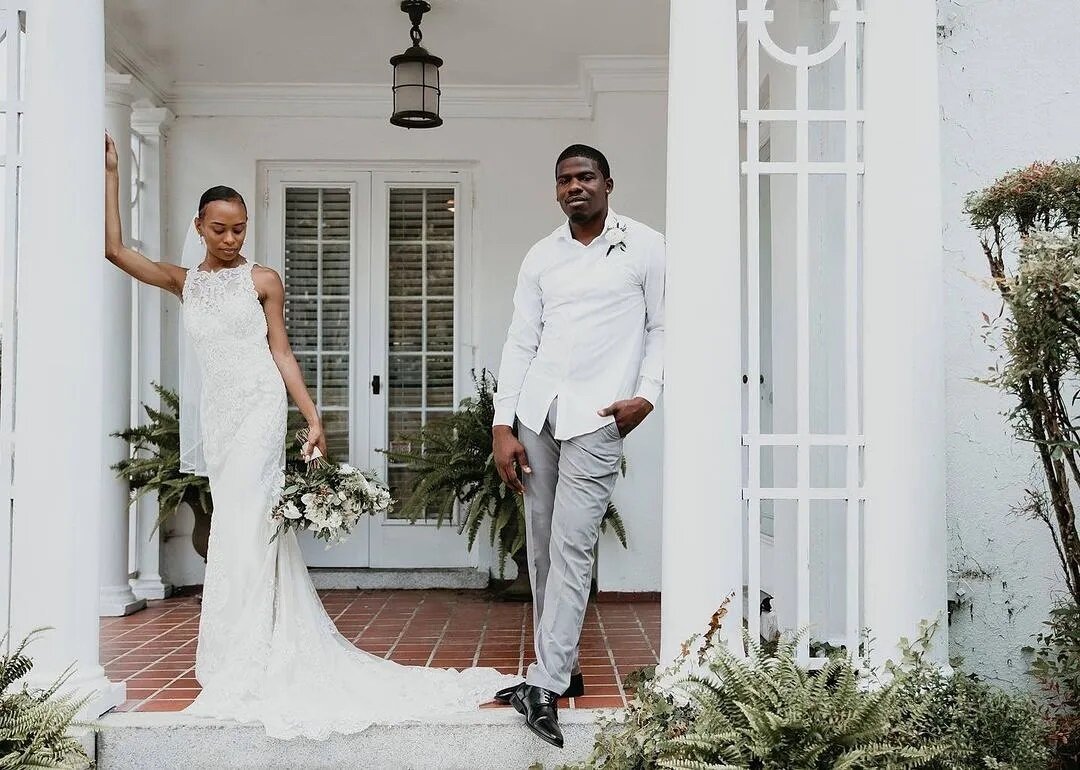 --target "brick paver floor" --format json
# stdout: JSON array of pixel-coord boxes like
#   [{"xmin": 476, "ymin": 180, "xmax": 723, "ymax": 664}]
[{"xmin": 100, "ymin": 589, "xmax": 660, "ymax": 713}]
